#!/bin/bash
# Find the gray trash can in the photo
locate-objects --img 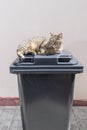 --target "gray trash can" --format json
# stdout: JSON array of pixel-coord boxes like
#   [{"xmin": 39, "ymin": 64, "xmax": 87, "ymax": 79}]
[{"xmin": 10, "ymin": 50, "xmax": 83, "ymax": 130}]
